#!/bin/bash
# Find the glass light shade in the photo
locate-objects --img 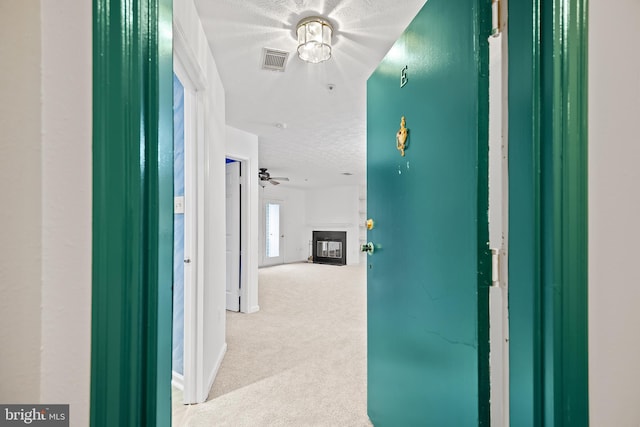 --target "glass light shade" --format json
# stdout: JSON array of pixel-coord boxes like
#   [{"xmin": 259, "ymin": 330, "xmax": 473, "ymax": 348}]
[{"xmin": 296, "ymin": 17, "xmax": 333, "ymax": 63}]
